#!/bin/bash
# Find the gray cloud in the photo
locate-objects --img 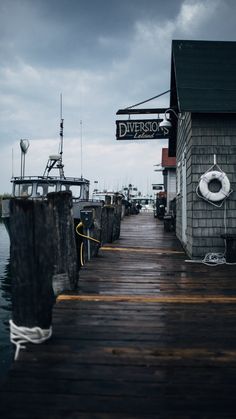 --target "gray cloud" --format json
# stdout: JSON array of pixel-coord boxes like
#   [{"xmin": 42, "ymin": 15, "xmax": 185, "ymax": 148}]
[
  {"xmin": 0, "ymin": 0, "xmax": 185, "ymax": 69},
  {"xmin": 1, "ymin": 0, "xmax": 236, "ymax": 193}
]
